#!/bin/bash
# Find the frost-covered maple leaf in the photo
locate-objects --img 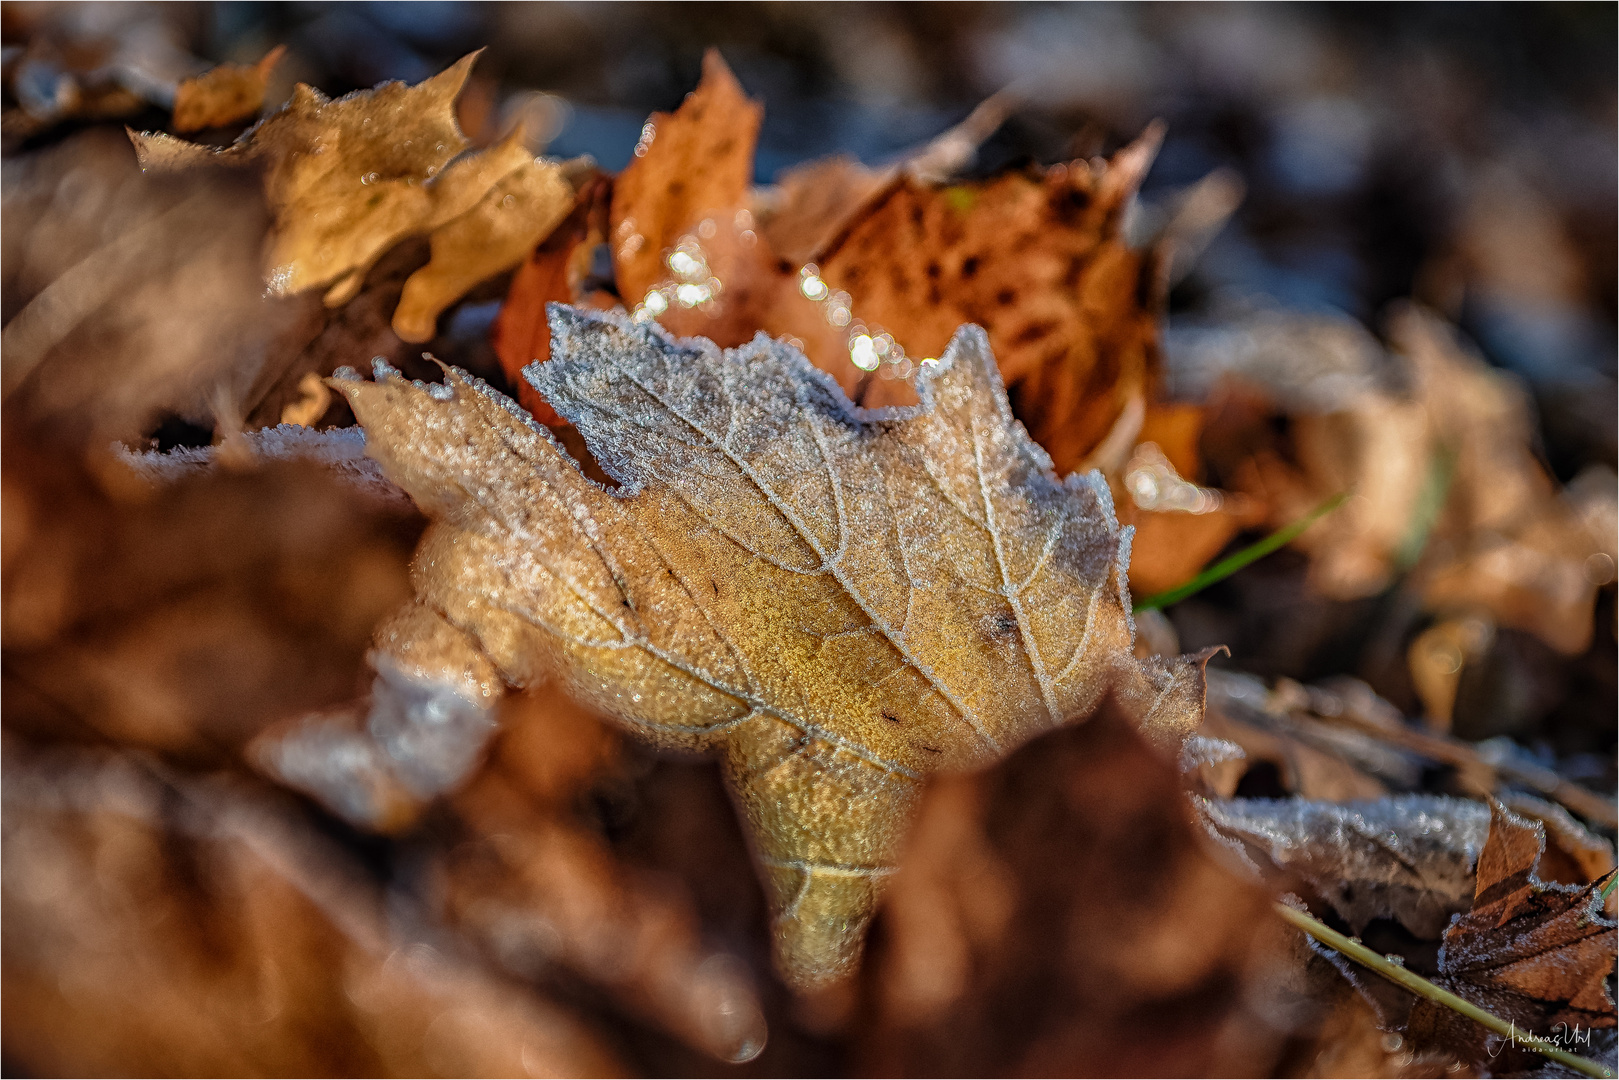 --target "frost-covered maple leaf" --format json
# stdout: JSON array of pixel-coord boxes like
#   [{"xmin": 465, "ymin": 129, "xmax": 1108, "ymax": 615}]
[{"xmin": 311, "ymin": 306, "xmax": 1210, "ymax": 986}]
